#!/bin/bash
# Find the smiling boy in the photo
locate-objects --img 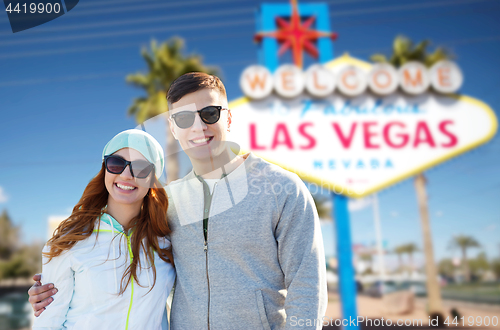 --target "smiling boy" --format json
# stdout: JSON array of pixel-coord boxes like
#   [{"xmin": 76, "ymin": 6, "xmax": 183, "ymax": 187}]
[{"xmin": 29, "ymin": 72, "xmax": 327, "ymax": 330}]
